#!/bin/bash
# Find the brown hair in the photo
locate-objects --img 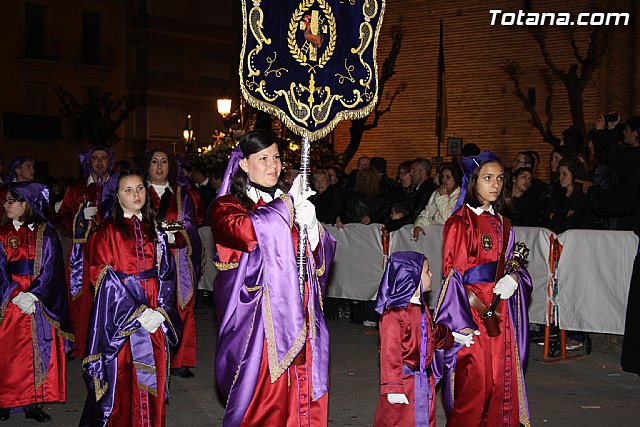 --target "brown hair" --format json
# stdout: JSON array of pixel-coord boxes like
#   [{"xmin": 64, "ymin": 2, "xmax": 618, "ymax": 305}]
[{"xmin": 354, "ymin": 167, "xmax": 380, "ymax": 197}]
